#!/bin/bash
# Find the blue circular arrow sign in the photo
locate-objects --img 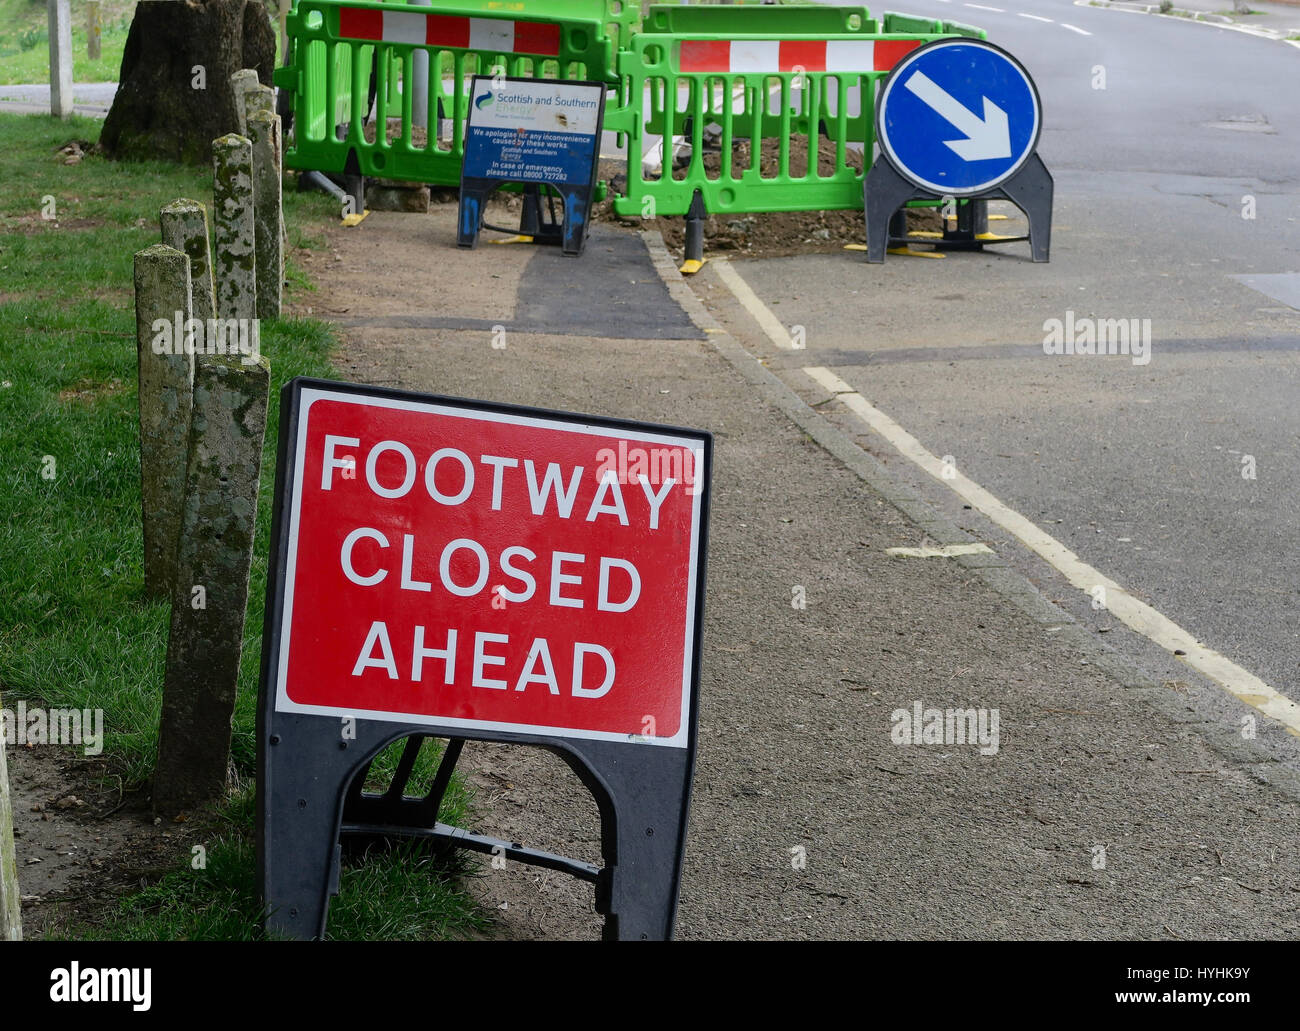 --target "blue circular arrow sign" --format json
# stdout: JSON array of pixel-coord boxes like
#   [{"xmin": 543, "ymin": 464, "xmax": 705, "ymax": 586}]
[{"xmin": 877, "ymin": 38, "xmax": 1042, "ymax": 197}]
